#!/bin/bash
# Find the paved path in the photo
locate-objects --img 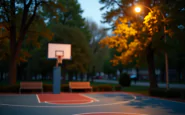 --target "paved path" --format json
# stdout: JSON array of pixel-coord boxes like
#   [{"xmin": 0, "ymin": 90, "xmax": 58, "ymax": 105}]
[{"xmin": 94, "ymin": 80, "xmax": 185, "ymax": 89}]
